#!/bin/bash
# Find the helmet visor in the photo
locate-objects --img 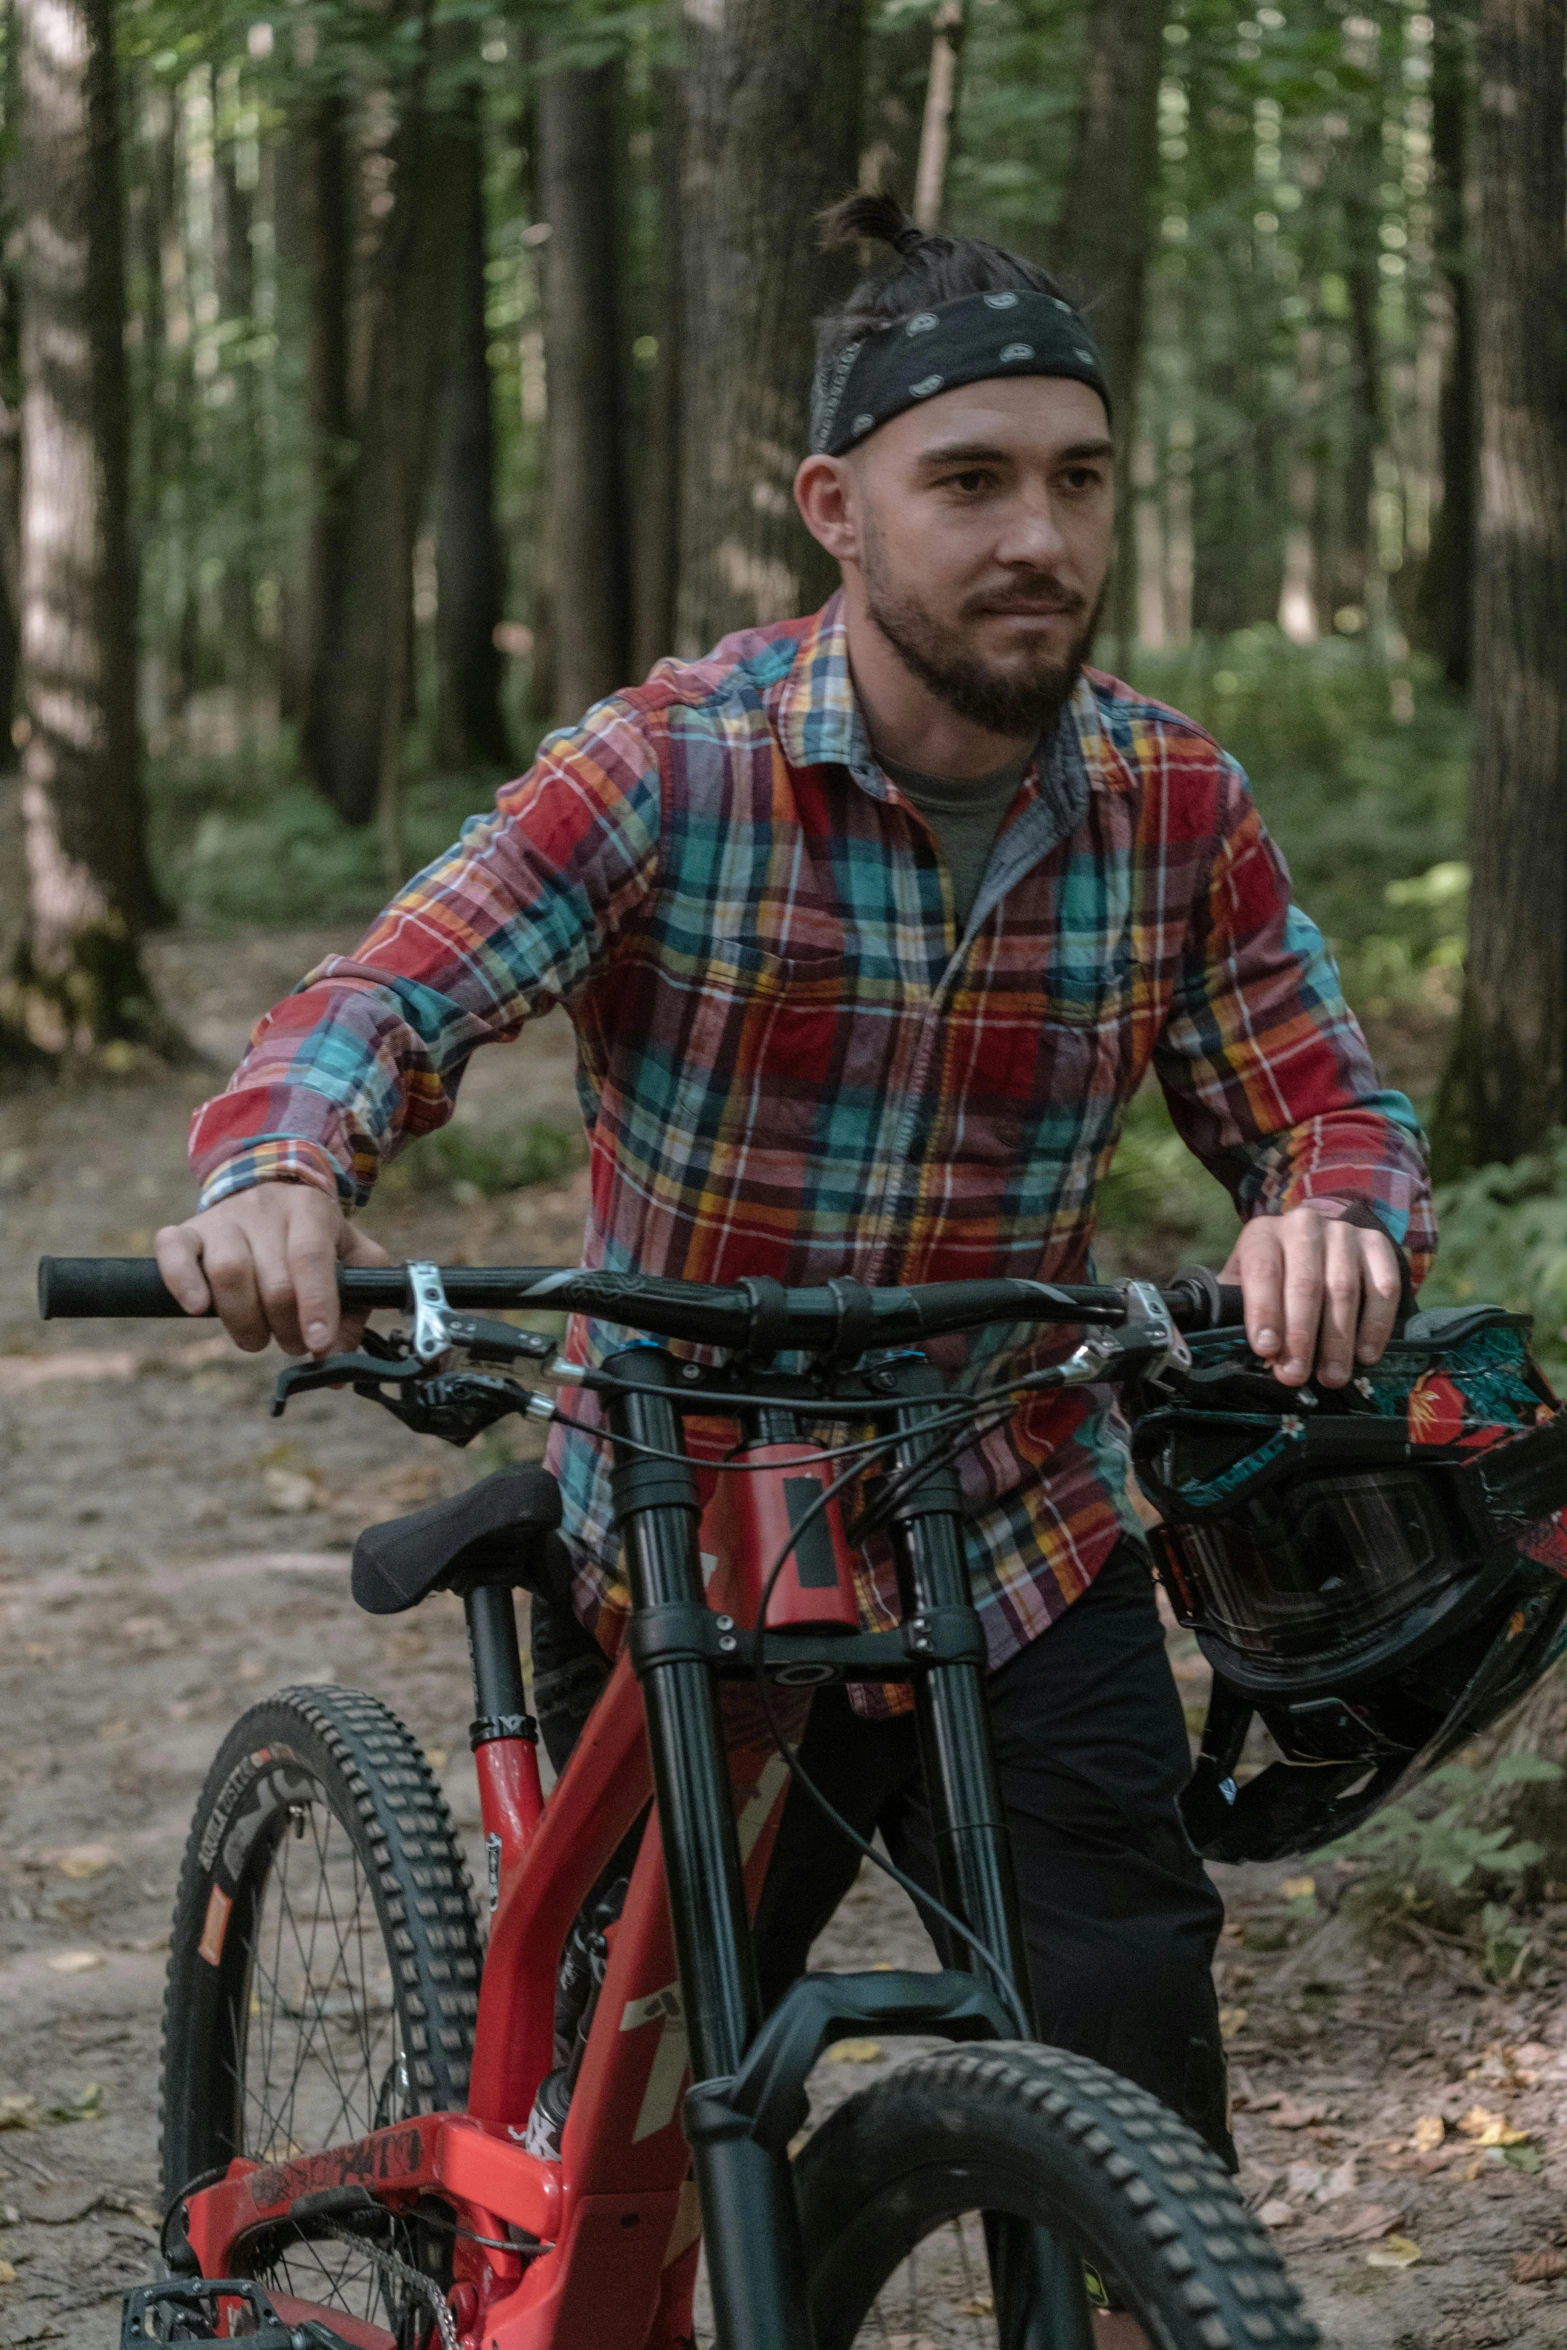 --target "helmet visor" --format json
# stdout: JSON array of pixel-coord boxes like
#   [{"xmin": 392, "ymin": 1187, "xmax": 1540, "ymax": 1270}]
[{"xmin": 1166, "ymin": 1469, "xmax": 1462, "ymax": 1663}]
